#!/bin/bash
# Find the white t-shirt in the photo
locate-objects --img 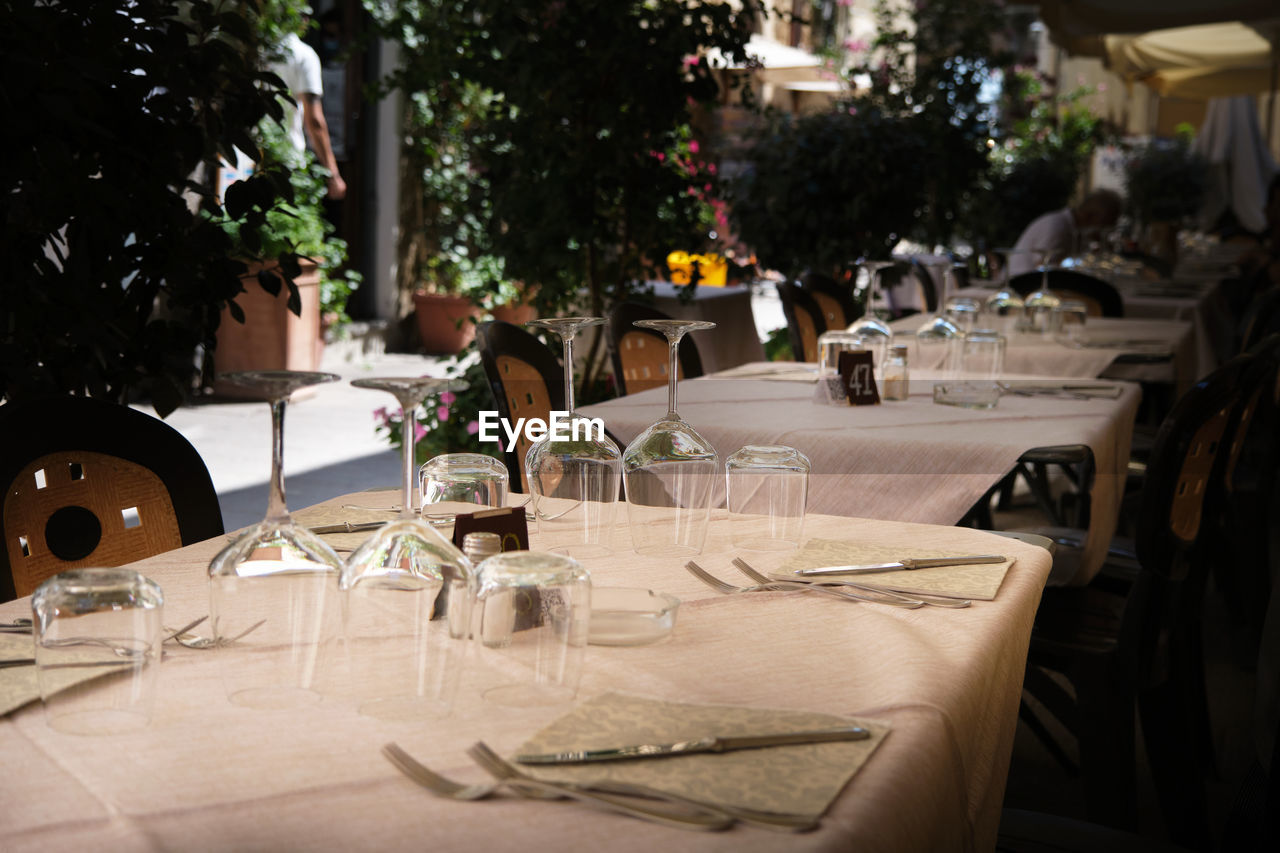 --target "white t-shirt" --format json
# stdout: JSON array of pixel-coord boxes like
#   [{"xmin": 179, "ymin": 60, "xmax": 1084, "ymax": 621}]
[
  {"xmin": 1009, "ymin": 207, "xmax": 1077, "ymax": 276},
  {"xmin": 270, "ymin": 33, "xmax": 323, "ymax": 159}
]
